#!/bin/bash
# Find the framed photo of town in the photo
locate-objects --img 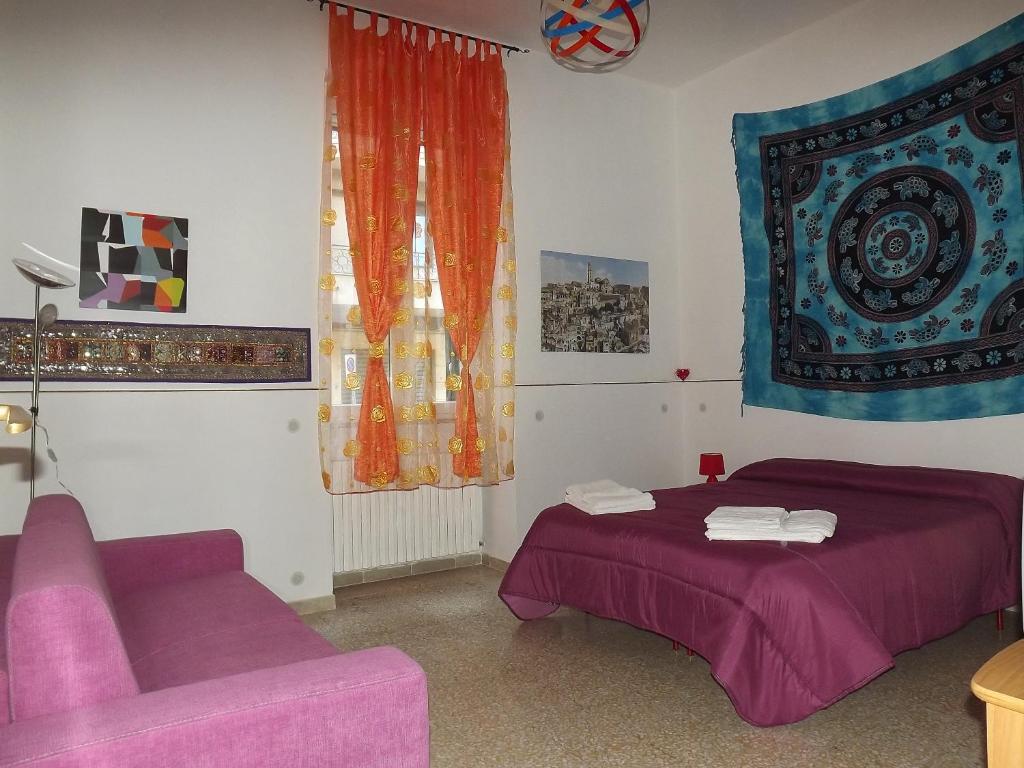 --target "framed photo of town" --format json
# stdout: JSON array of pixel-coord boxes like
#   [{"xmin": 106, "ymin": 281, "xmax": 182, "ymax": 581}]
[{"xmin": 540, "ymin": 251, "xmax": 650, "ymax": 353}]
